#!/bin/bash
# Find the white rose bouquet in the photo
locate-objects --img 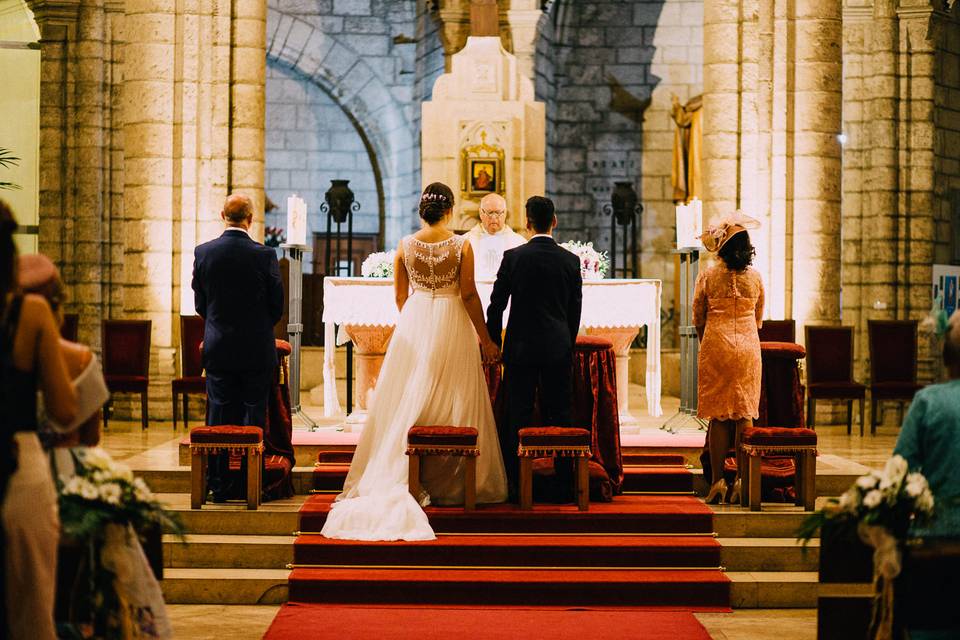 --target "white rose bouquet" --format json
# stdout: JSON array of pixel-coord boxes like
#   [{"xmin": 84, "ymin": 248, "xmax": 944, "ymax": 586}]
[
  {"xmin": 59, "ymin": 447, "xmax": 184, "ymax": 542},
  {"xmin": 560, "ymin": 240, "xmax": 609, "ymax": 280},
  {"xmin": 361, "ymin": 250, "xmax": 396, "ymax": 278}
]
